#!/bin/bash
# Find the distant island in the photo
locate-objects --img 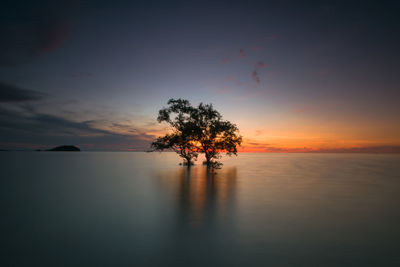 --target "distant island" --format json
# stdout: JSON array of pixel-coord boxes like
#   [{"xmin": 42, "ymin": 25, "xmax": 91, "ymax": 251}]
[{"xmin": 36, "ymin": 145, "xmax": 81, "ymax": 152}]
